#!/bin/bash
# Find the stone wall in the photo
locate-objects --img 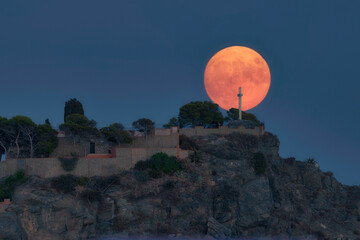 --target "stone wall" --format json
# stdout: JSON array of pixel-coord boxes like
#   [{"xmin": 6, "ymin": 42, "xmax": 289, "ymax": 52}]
[
  {"xmin": 0, "ymin": 147, "xmax": 189, "ymax": 179},
  {"xmin": 132, "ymin": 134, "xmax": 178, "ymax": 148},
  {"xmin": 179, "ymin": 125, "xmax": 265, "ymax": 137}
]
